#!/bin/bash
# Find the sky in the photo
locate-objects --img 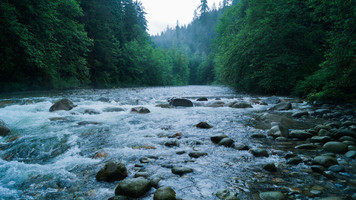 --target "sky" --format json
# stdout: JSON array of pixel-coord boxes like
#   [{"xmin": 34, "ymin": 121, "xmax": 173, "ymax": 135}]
[{"xmin": 139, "ymin": 0, "xmax": 223, "ymax": 35}]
